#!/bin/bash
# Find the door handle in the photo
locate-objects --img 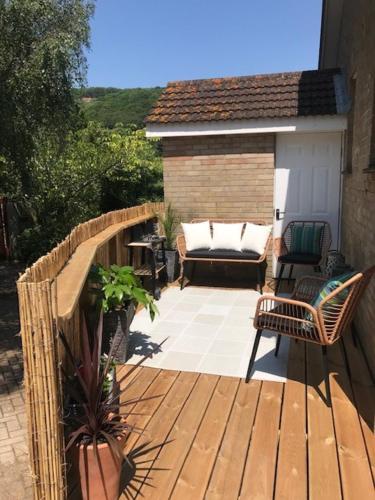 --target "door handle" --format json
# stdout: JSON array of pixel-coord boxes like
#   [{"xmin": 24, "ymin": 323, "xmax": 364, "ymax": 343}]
[{"xmin": 275, "ymin": 209, "xmax": 285, "ymax": 221}]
